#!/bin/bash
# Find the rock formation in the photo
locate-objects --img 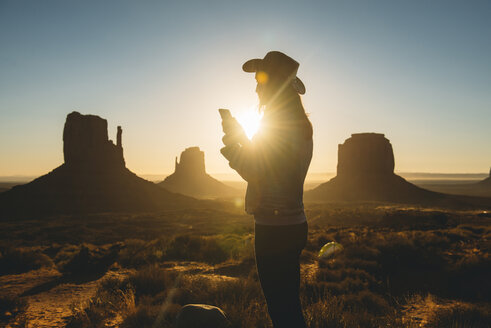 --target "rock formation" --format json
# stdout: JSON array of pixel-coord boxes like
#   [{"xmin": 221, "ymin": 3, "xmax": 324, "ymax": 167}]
[
  {"xmin": 174, "ymin": 147, "xmax": 206, "ymax": 177},
  {"xmin": 305, "ymin": 133, "xmax": 442, "ymax": 204},
  {"xmin": 337, "ymin": 133, "xmax": 394, "ymax": 178},
  {"xmin": 477, "ymin": 168, "xmax": 491, "ymax": 186},
  {"xmin": 63, "ymin": 112, "xmax": 125, "ymax": 169},
  {"xmin": 0, "ymin": 112, "xmax": 198, "ymax": 218},
  {"xmin": 159, "ymin": 147, "xmax": 240, "ymax": 199}
]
